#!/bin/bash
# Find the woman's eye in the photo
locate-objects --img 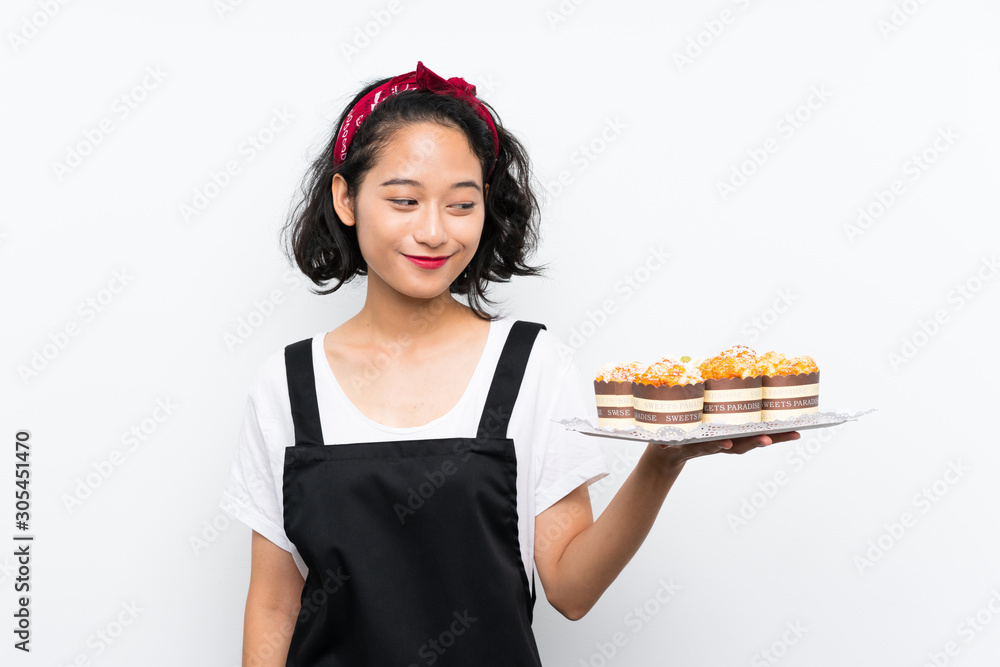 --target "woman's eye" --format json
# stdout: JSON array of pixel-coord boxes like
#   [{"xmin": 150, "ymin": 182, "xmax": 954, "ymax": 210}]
[{"xmin": 387, "ymin": 199, "xmax": 474, "ymax": 210}]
